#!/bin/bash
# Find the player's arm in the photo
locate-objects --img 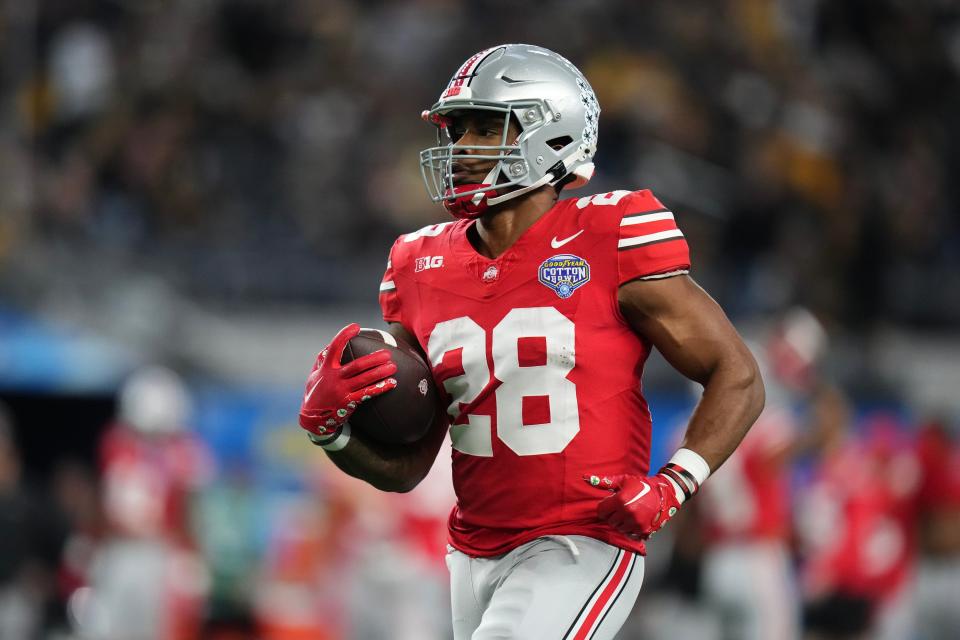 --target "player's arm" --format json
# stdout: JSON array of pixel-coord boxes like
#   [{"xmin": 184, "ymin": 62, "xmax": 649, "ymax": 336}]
[
  {"xmin": 586, "ymin": 275, "xmax": 764, "ymax": 538},
  {"xmin": 322, "ymin": 406, "xmax": 448, "ymax": 493},
  {"xmin": 618, "ymin": 275, "xmax": 764, "ymax": 470},
  {"xmin": 301, "ymin": 322, "xmax": 448, "ymax": 493}
]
